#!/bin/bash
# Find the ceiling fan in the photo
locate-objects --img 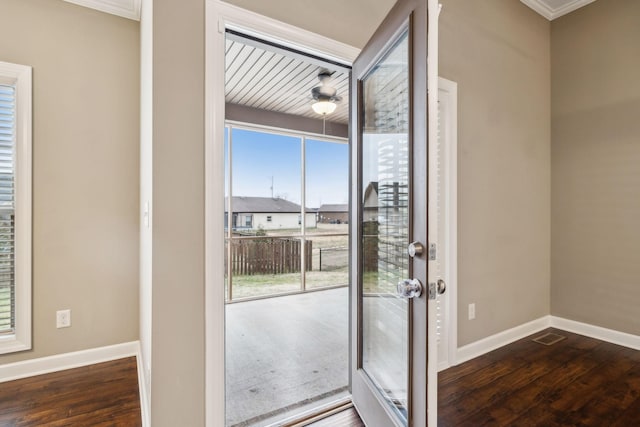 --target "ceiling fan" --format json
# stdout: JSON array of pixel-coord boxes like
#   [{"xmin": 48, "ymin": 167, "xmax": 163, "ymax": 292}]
[{"xmin": 310, "ymin": 70, "xmax": 342, "ymax": 116}]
